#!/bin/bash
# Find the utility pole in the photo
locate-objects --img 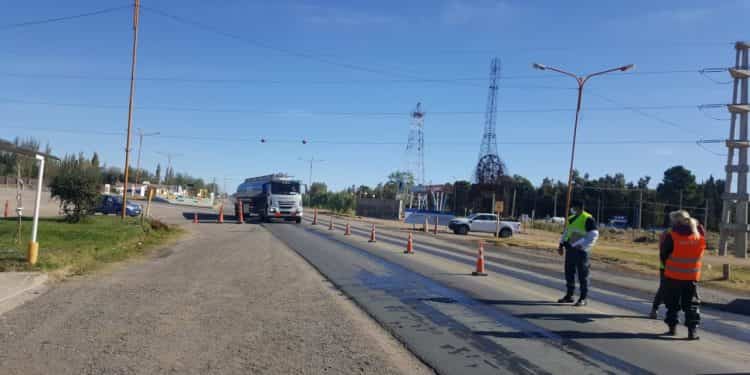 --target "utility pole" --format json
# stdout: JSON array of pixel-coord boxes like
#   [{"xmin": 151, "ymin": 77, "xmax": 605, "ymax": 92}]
[
  {"xmin": 704, "ymin": 199, "xmax": 709, "ymax": 229},
  {"xmin": 299, "ymin": 157, "xmax": 324, "ymax": 189},
  {"xmin": 679, "ymin": 190, "xmax": 683, "ymax": 210},
  {"xmin": 553, "ymin": 191, "xmax": 558, "ymax": 217},
  {"xmin": 720, "ymin": 41, "xmax": 750, "ymax": 258},
  {"xmin": 637, "ymin": 189, "xmax": 643, "ymax": 229},
  {"xmin": 121, "ymin": 0, "xmax": 141, "ymax": 219},
  {"xmin": 511, "ymin": 189, "xmax": 517, "ymax": 218},
  {"xmin": 134, "ymin": 128, "xmax": 160, "ymax": 193}
]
